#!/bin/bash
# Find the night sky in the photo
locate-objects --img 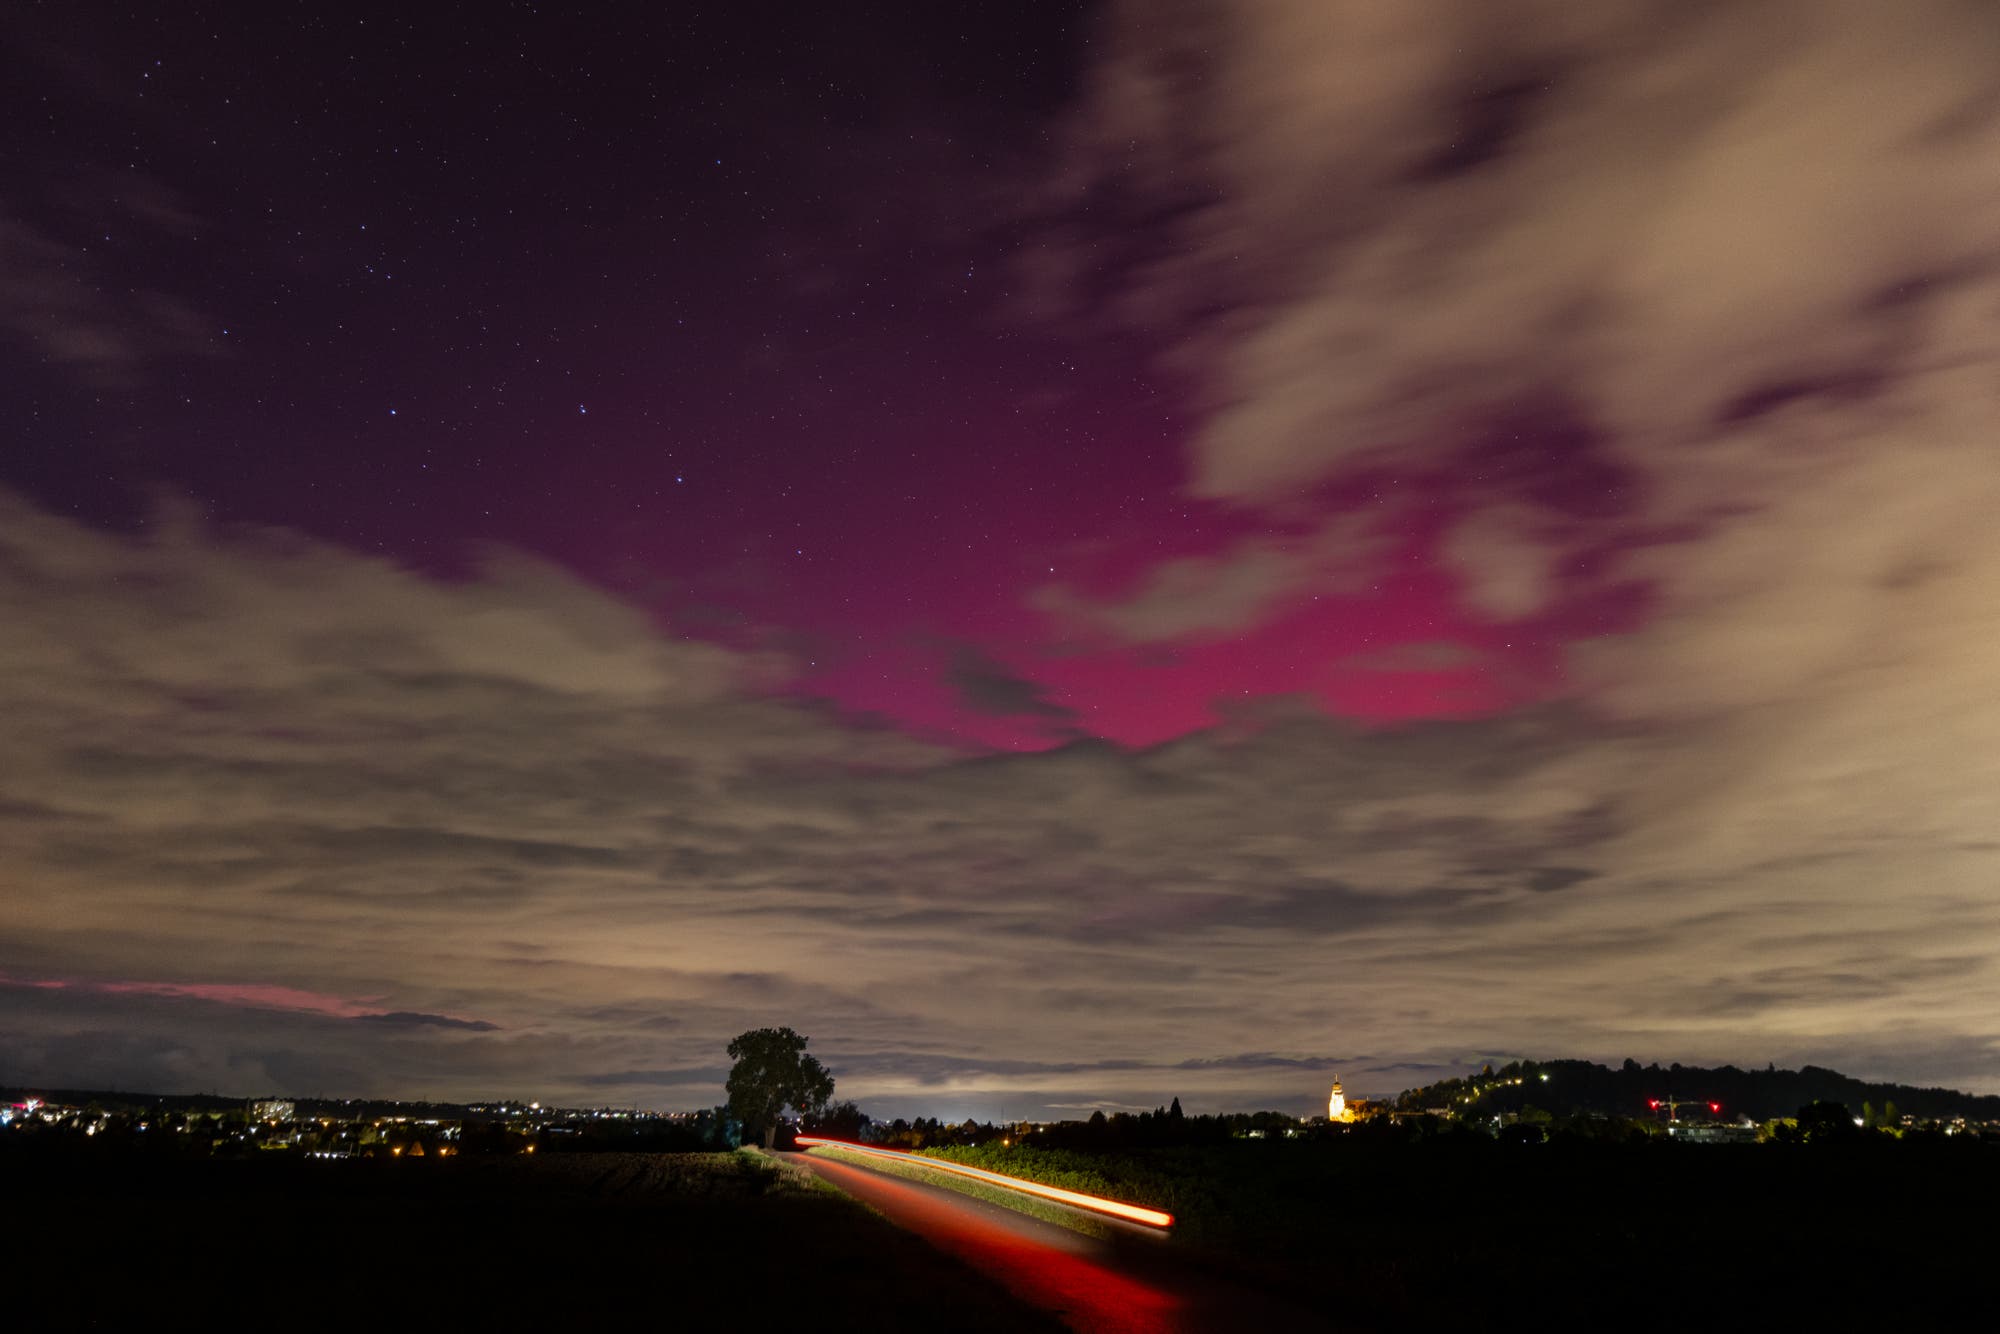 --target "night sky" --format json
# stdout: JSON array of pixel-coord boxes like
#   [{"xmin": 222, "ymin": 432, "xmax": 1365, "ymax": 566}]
[{"xmin": 6, "ymin": 0, "xmax": 1999, "ymax": 1117}]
